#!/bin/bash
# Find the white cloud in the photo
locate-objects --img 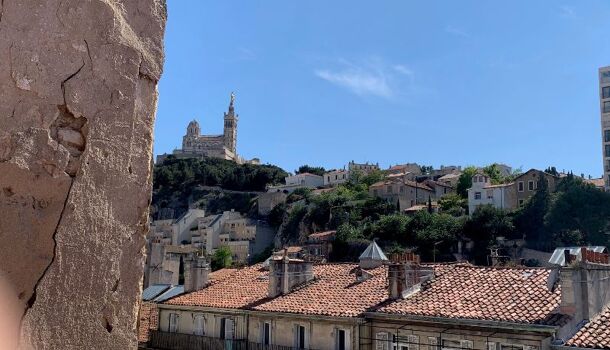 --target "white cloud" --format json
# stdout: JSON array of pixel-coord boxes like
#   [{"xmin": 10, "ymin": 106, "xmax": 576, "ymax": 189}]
[
  {"xmin": 559, "ymin": 5, "xmax": 575, "ymax": 18},
  {"xmin": 445, "ymin": 25, "xmax": 470, "ymax": 38},
  {"xmin": 314, "ymin": 59, "xmax": 417, "ymax": 99},
  {"xmin": 237, "ymin": 47, "xmax": 256, "ymax": 61},
  {"xmin": 393, "ymin": 64, "xmax": 414, "ymax": 76}
]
